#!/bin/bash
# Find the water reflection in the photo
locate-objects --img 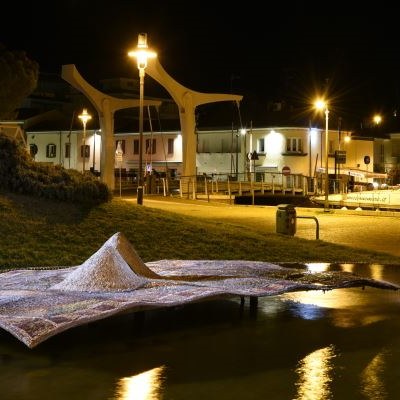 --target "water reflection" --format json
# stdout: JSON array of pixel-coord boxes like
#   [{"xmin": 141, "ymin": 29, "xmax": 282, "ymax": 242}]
[
  {"xmin": 305, "ymin": 262, "xmax": 377, "ymax": 275},
  {"xmin": 369, "ymin": 264, "xmax": 385, "ymax": 281},
  {"xmin": 305, "ymin": 263, "xmax": 330, "ymax": 273},
  {"xmin": 0, "ymin": 263, "xmax": 399, "ymax": 399},
  {"xmin": 283, "ymin": 262, "xmax": 393, "ymax": 328},
  {"xmin": 340, "ymin": 263, "xmax": 355, "ymax": 274},
  {"xmin": 114, "ymin": 366, "xmax": 165, "ymax": 400},
  {"xmin": 361, "ymin": 350, "xmax": 387, "ymax": 399},
  {"xmin": 294, "ymin": 345, "xmax": 336, "ymax": 400}
]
